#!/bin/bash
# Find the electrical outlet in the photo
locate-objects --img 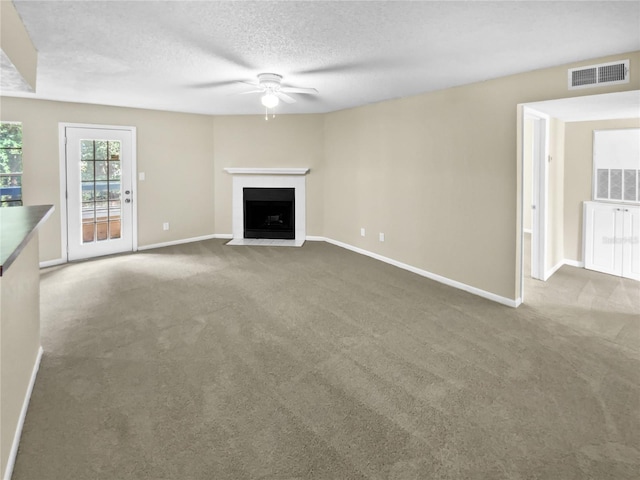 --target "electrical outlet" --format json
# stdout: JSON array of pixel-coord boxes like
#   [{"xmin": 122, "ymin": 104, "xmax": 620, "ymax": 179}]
[
  {"xmin": 360, "ymin": 228, "xmax": 366, "ymax": 237},
  {"xmin": 163, "ymin": 222, "xmax": 169, "ymax": 231},
  {"xmin": 379, "ymin": 232, "xmax": 385, "ymax": 242},
  {"xmin": 139, "ymin": 172, "xmax": 145, "ymax": 181}
]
